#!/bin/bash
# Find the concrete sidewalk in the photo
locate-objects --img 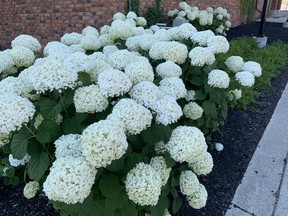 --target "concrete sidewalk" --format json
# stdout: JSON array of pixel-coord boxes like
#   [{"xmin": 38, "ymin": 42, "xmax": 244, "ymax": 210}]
[{"xmin": 225, "ymin": 83, "xmax": 288, "ymax": 216}]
